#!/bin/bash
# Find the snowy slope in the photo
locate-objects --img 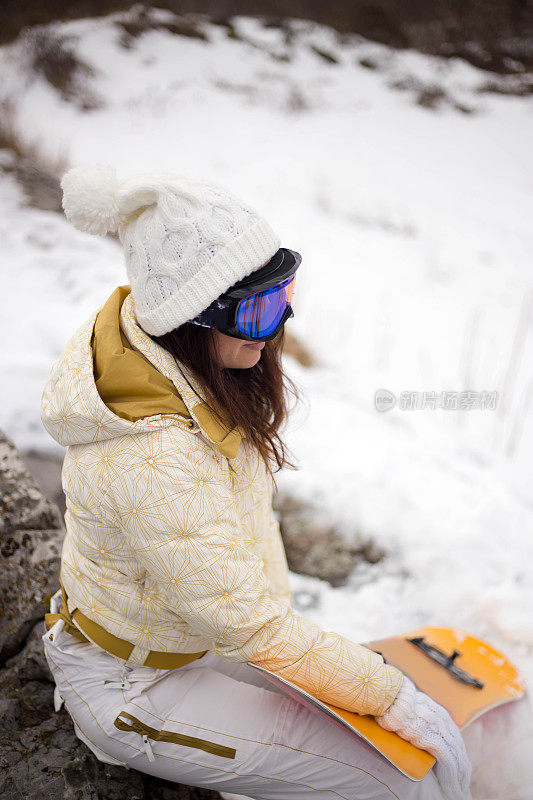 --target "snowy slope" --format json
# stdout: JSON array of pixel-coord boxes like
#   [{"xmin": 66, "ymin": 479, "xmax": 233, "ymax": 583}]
[{"xmin": 1, "ymin": 9, "xmax": 532, "ymax": 797}]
